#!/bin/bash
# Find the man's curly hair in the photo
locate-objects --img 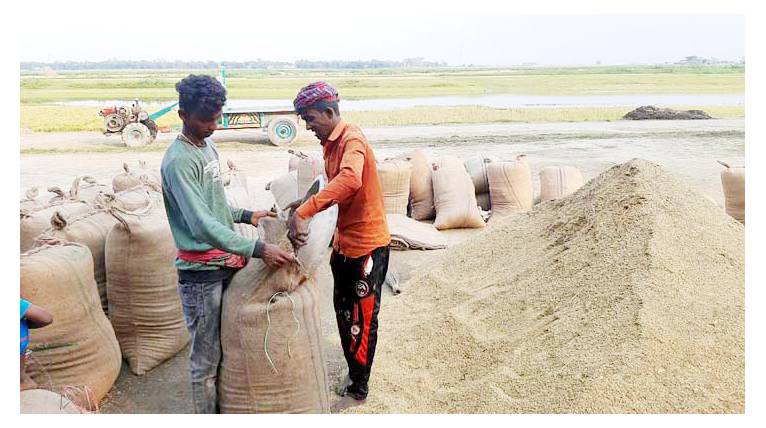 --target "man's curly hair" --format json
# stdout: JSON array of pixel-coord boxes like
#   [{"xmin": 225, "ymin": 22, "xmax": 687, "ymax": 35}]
[{"xmin": 176, "ymin": 75, "xmax": 227, "ymax": 118}]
